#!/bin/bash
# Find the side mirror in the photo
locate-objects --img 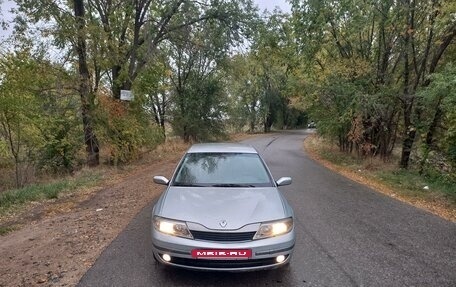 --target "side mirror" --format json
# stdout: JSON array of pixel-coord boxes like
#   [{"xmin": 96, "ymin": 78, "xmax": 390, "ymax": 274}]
[
  {"xmin": 153, "ymin": 176, "xmax": 169, "ymax": 185},
  {"xmin": 276, "ymin": 177, "xmax": 292, "ymax": 187}
]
